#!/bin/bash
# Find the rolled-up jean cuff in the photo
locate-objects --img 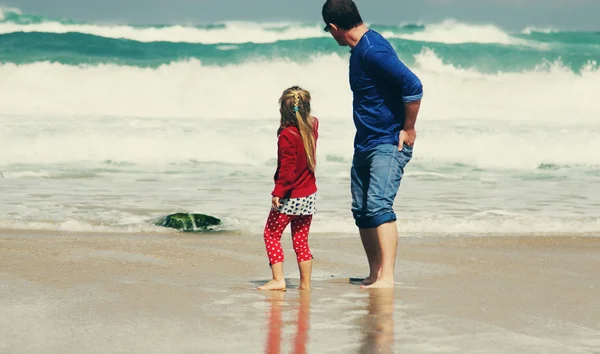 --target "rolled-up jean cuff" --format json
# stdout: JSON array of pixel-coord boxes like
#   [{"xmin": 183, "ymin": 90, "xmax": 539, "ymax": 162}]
[{"xmin": 355, "ymin": 212, "xmax": 397, "ymax": 229}]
